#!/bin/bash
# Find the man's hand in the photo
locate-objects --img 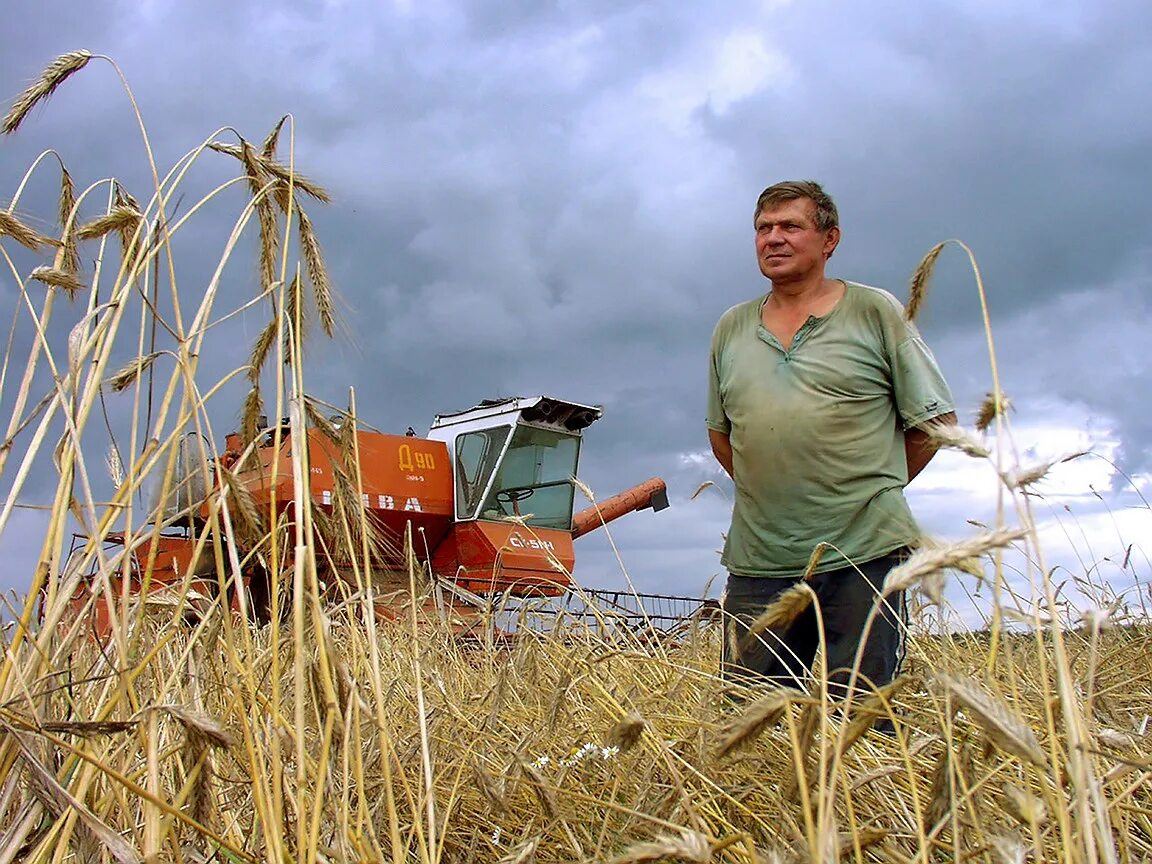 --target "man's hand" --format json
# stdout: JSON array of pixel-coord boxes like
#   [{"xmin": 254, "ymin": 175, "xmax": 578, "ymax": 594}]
[
  {"xmin": 905, "ymin": 412, "xmax": 957, "ymax": 482},
  {"xmin": 709, "ymin": 429, "xmax": 734, "ymax": 479}
]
